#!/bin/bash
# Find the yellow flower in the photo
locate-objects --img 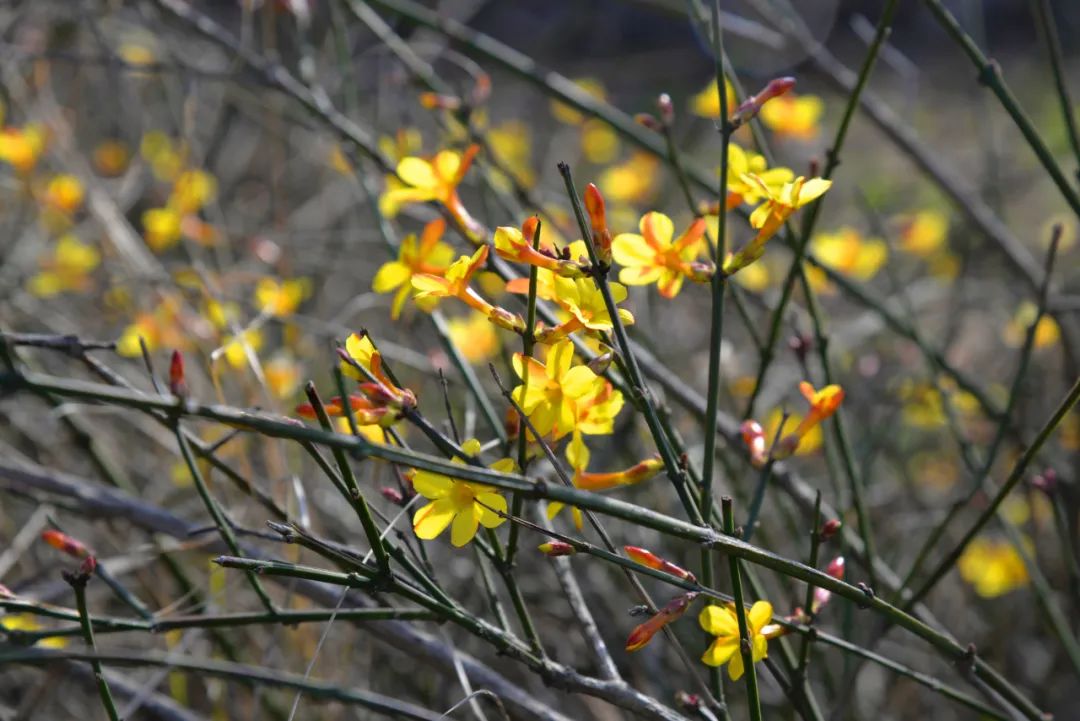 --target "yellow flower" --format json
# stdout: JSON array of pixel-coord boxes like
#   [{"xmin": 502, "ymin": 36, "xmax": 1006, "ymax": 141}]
[
  {"xmin": 689, "ymin": 78, "xmax": 736, "ymax": 119},
  {"xmin": 700, "ymin": 601, "xmax": 781, "ymax": 680},
  {"xmin": 550, "ymin": 78, "xmax": 606, "ymax": 125},
  {"xmin": 93, "ymin": 139, "xmax": 131, "ymax": 177},
  {"xmin": 763, "ymin": 408, "xmax": 822, "ymax": 456},
  {"xmin": 27, "ymin": 235, "xmax": 100, "ymax": 297},
  {"xmin": 1002, "ymin": 301, "xmax": 1060, "ymax": 349},
  {"xmin": 169, "ymin": 169, "xmax": 217, "ymax": 214},
  {"xmin": 512, "ymin": 341, "xmax": 604, "ymax": 439},
  {"xmin": 538, "ymin": 274, "xmax": 634, "ymax": 343},
  {"xmin": 264, "ymin": 354, "xmax": 303, "ymax": 399},
  {"xmin": 0, "ymin": 614, "xmax": 68, "ymax": 649},
  {"xmin": 613, "ymin": 212, "xmax": 709, "ymax": 298},
  {"xmin": 724, "ymin": 144, "xmax": 794, "ymax": 210},
  {"xmin": 254, "ymin": 277, "xmax": 310, "ymax": 317},
  {"xmin": 774, "ymin": 382, "xmax": 843, "ymax": 458},
  {"xmin": 581, "ymin": 119, "xmax": 620, "ymax": 164},
  {"xmin": 759, "ymin": 93, "xmax": 823, "ymax": 140},
  {"xmin": 379, "ymin": 146, "xmax": 479, "ymax": 230},
  {"xmin": 411, "ymin": 438, "xmax": 511, "ymax": 547},
  {"xmin": 142, "ymin": 207, "xmax": 183, "ymax": 252},
  {"xmin": 140, "ymin": 131, "xmax": 185, "ymax": 182},
  {"xmin": 220, "ymin": 328, "xmax": 264, "ymax": 368},
  {"xmin": 446, "ymin": 311, "xmax": 501, "ymax": 364},
  {"xmin": 488, "ymin": 120, "xmax": 534, "ymax": 188},
  {"xmin": 896, "ymin": 210, "xmax": 948, "ymax": 258},
  {"xmin": 494, "ymin": 223, "xmax": 586, "ymax": 277},
  {"xmin": 41, "ymin": 174, "xmax": 85, "ymax": 215},
  {"xmin": 116, "ymin": 296, "xmax": 189, "ymax": 357},
  {"xmin": 373, "ymin": 219, "xmax": 454, "ymax": 319},
  {"xmin": 958, "ymin": 536, "xmax": 1030, "ymax": 598},
  {"xmin": 725, "ymin": 174, "xmax": 832, "ymax": 274},
  {"xmin": 376, "ymin": 127, "xmax": 423, "ymax": 164},
  {"xmin": 598, "ymin": 151, "xmax": 660, "ymax": 204},
  {"xmin": 0, "ymin": 124, "xmax": 46, "ymax": 173},
  {"xmin": 809, "ymin": 227, "xmax": 887, "ymax": 291}
]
